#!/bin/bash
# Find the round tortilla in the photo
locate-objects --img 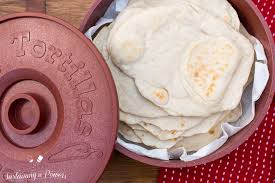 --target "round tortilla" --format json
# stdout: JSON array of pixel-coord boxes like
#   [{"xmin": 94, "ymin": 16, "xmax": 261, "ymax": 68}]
[
  {"xmin": 128, "ymin": 0, "xmax": 240, "ymax": 30},
  {"xmin": 108, "ymin": 1, "xmax": 254, "ymax": 116},
  {"xmin": 119, "ymin": 122, "xmax": 142, "ymax": 143},
  {"xmin": 169, "ymin": 122, "xmax": 223, "ymax": 152},
  {"xmin": 93, "ymin": 25, "xmax": 168, "ymax": 118},
  {"xmin": 93, "ymin": 1, "xmax": 252, "ymax": 153},
  {"xmin": 123, "ymin": 104, "xmax": 242, "ymax": 140},
  {"xmin": 133, "ymin": 129, "xmax": 181, "ymax": 149}
]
